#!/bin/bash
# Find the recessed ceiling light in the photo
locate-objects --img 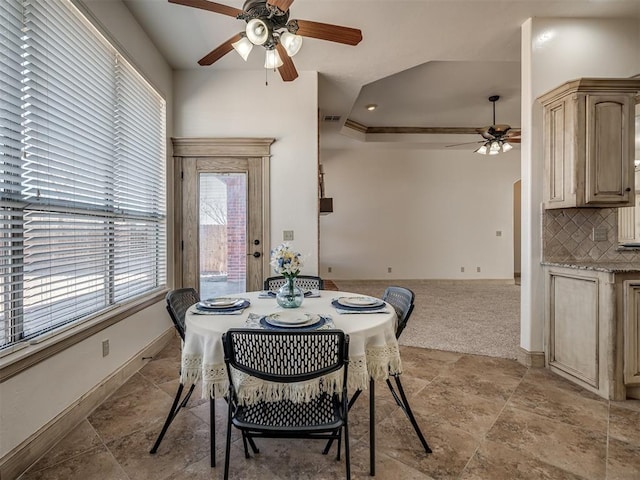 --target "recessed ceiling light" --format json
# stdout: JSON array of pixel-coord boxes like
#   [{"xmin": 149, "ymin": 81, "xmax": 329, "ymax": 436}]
[{"xmin": 365, "ymin": 104, "xmax": 377, "ymax": 111}]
